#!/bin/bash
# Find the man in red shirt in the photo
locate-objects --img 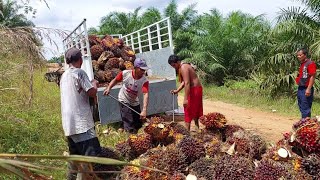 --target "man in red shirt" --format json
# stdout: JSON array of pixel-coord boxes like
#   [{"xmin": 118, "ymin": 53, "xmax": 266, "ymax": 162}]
[{"xmin": 295, "ymin": 47, "xmax": 317, "ymax": 118}]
